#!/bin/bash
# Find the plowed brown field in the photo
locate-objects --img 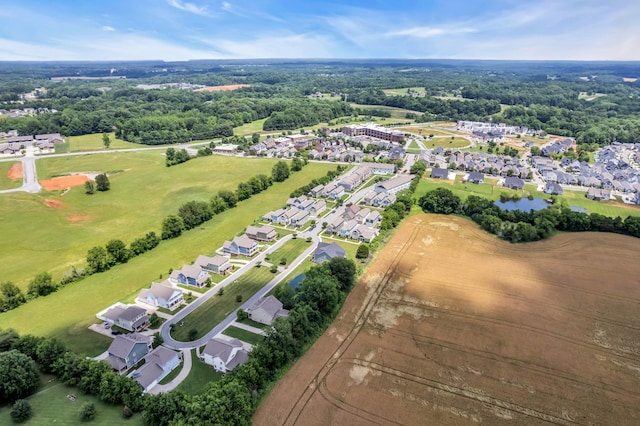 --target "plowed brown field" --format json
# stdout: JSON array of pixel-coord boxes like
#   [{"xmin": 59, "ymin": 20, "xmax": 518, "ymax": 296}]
[
  {"xmin": 194, "ymin": 84, "xmax": 250, "ymax": 92},
  {"xmin": 40, "ymin": 175, "xmax": 89, "ymax": 190},
  {"xmin": 7, "ymin": 162, "xmax": 22, "ymax": 180},
  {"xmin": 255, "ymin": 214, "xmax": 640, "ymax": 426}
]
